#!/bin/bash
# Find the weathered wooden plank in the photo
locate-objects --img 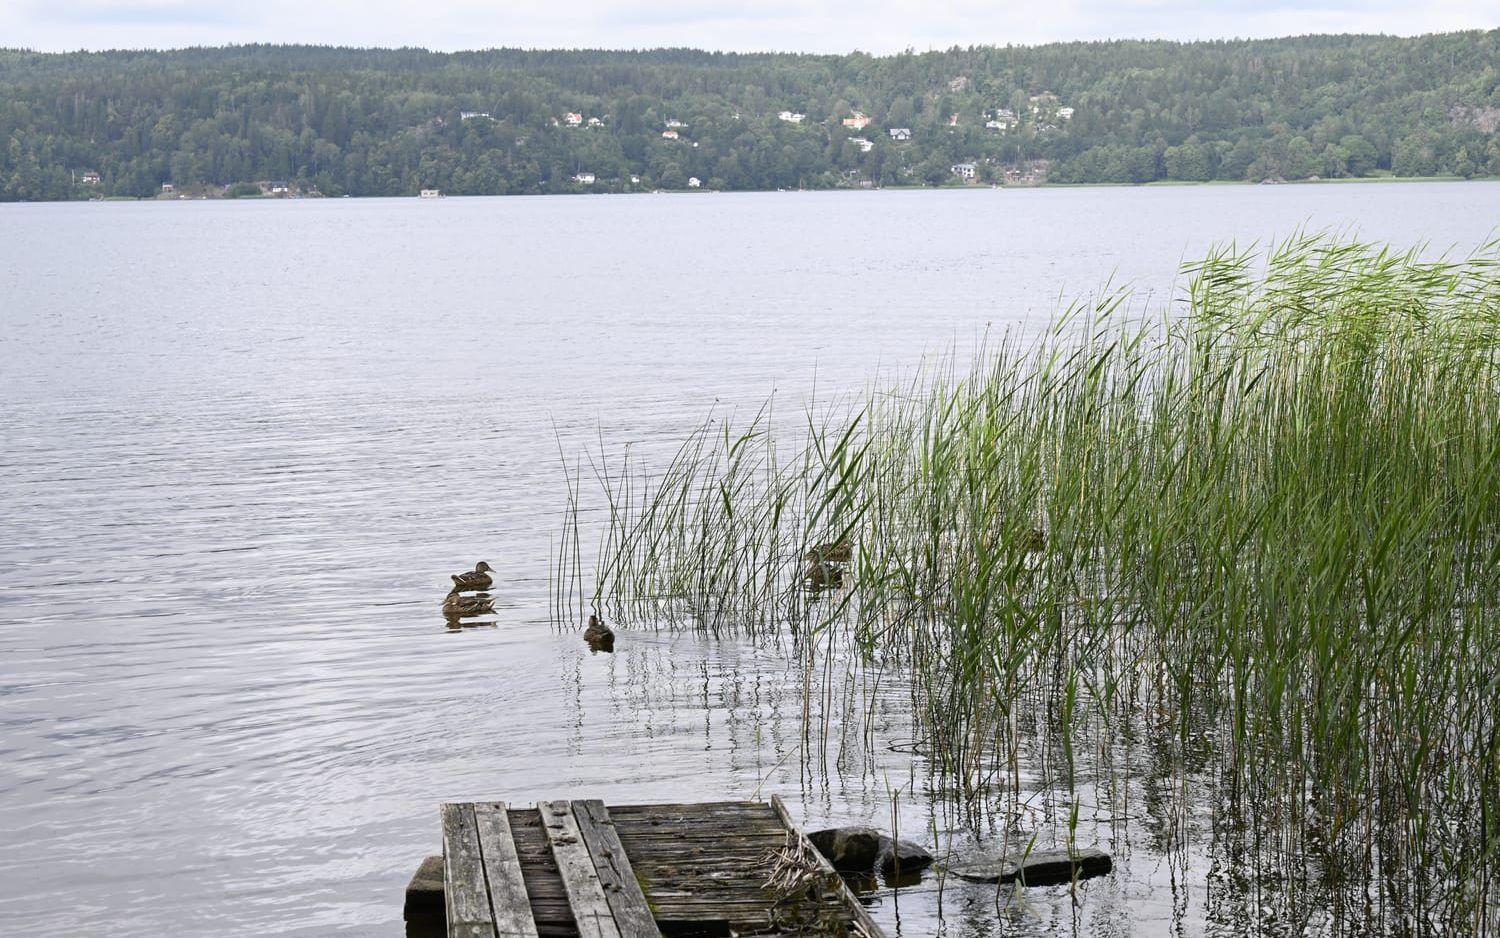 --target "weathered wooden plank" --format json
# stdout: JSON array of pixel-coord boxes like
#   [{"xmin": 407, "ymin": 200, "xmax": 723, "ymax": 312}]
[
  {"xmin": 443, "ymin": 803, "xmax": 499, "ymax": 938},
  {"xmin": 474, "ymin": 803, "xmax": 542, "ymax": 938},
  {"xmin": 572, "ymin": 800, "xmax": 662, "ymax": 938},
  {"xmin": 769, "ymin": 795, "xmax": 886, "ymax": 938},
  {"xmin": 539, "ymin": 800, "xmax": 623, "ymax": 938}
]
